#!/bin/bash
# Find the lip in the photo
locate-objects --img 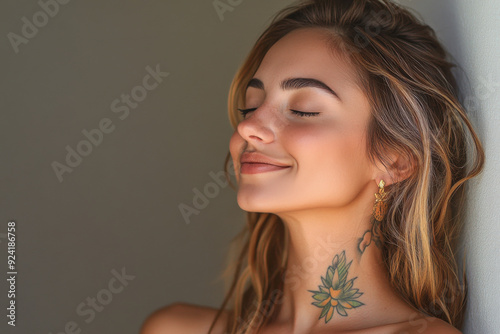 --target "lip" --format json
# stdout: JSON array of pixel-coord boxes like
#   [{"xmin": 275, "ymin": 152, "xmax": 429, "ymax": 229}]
[{"xmin": 240, "ymin": 152, "xmax": 291, "ymax": 174}]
